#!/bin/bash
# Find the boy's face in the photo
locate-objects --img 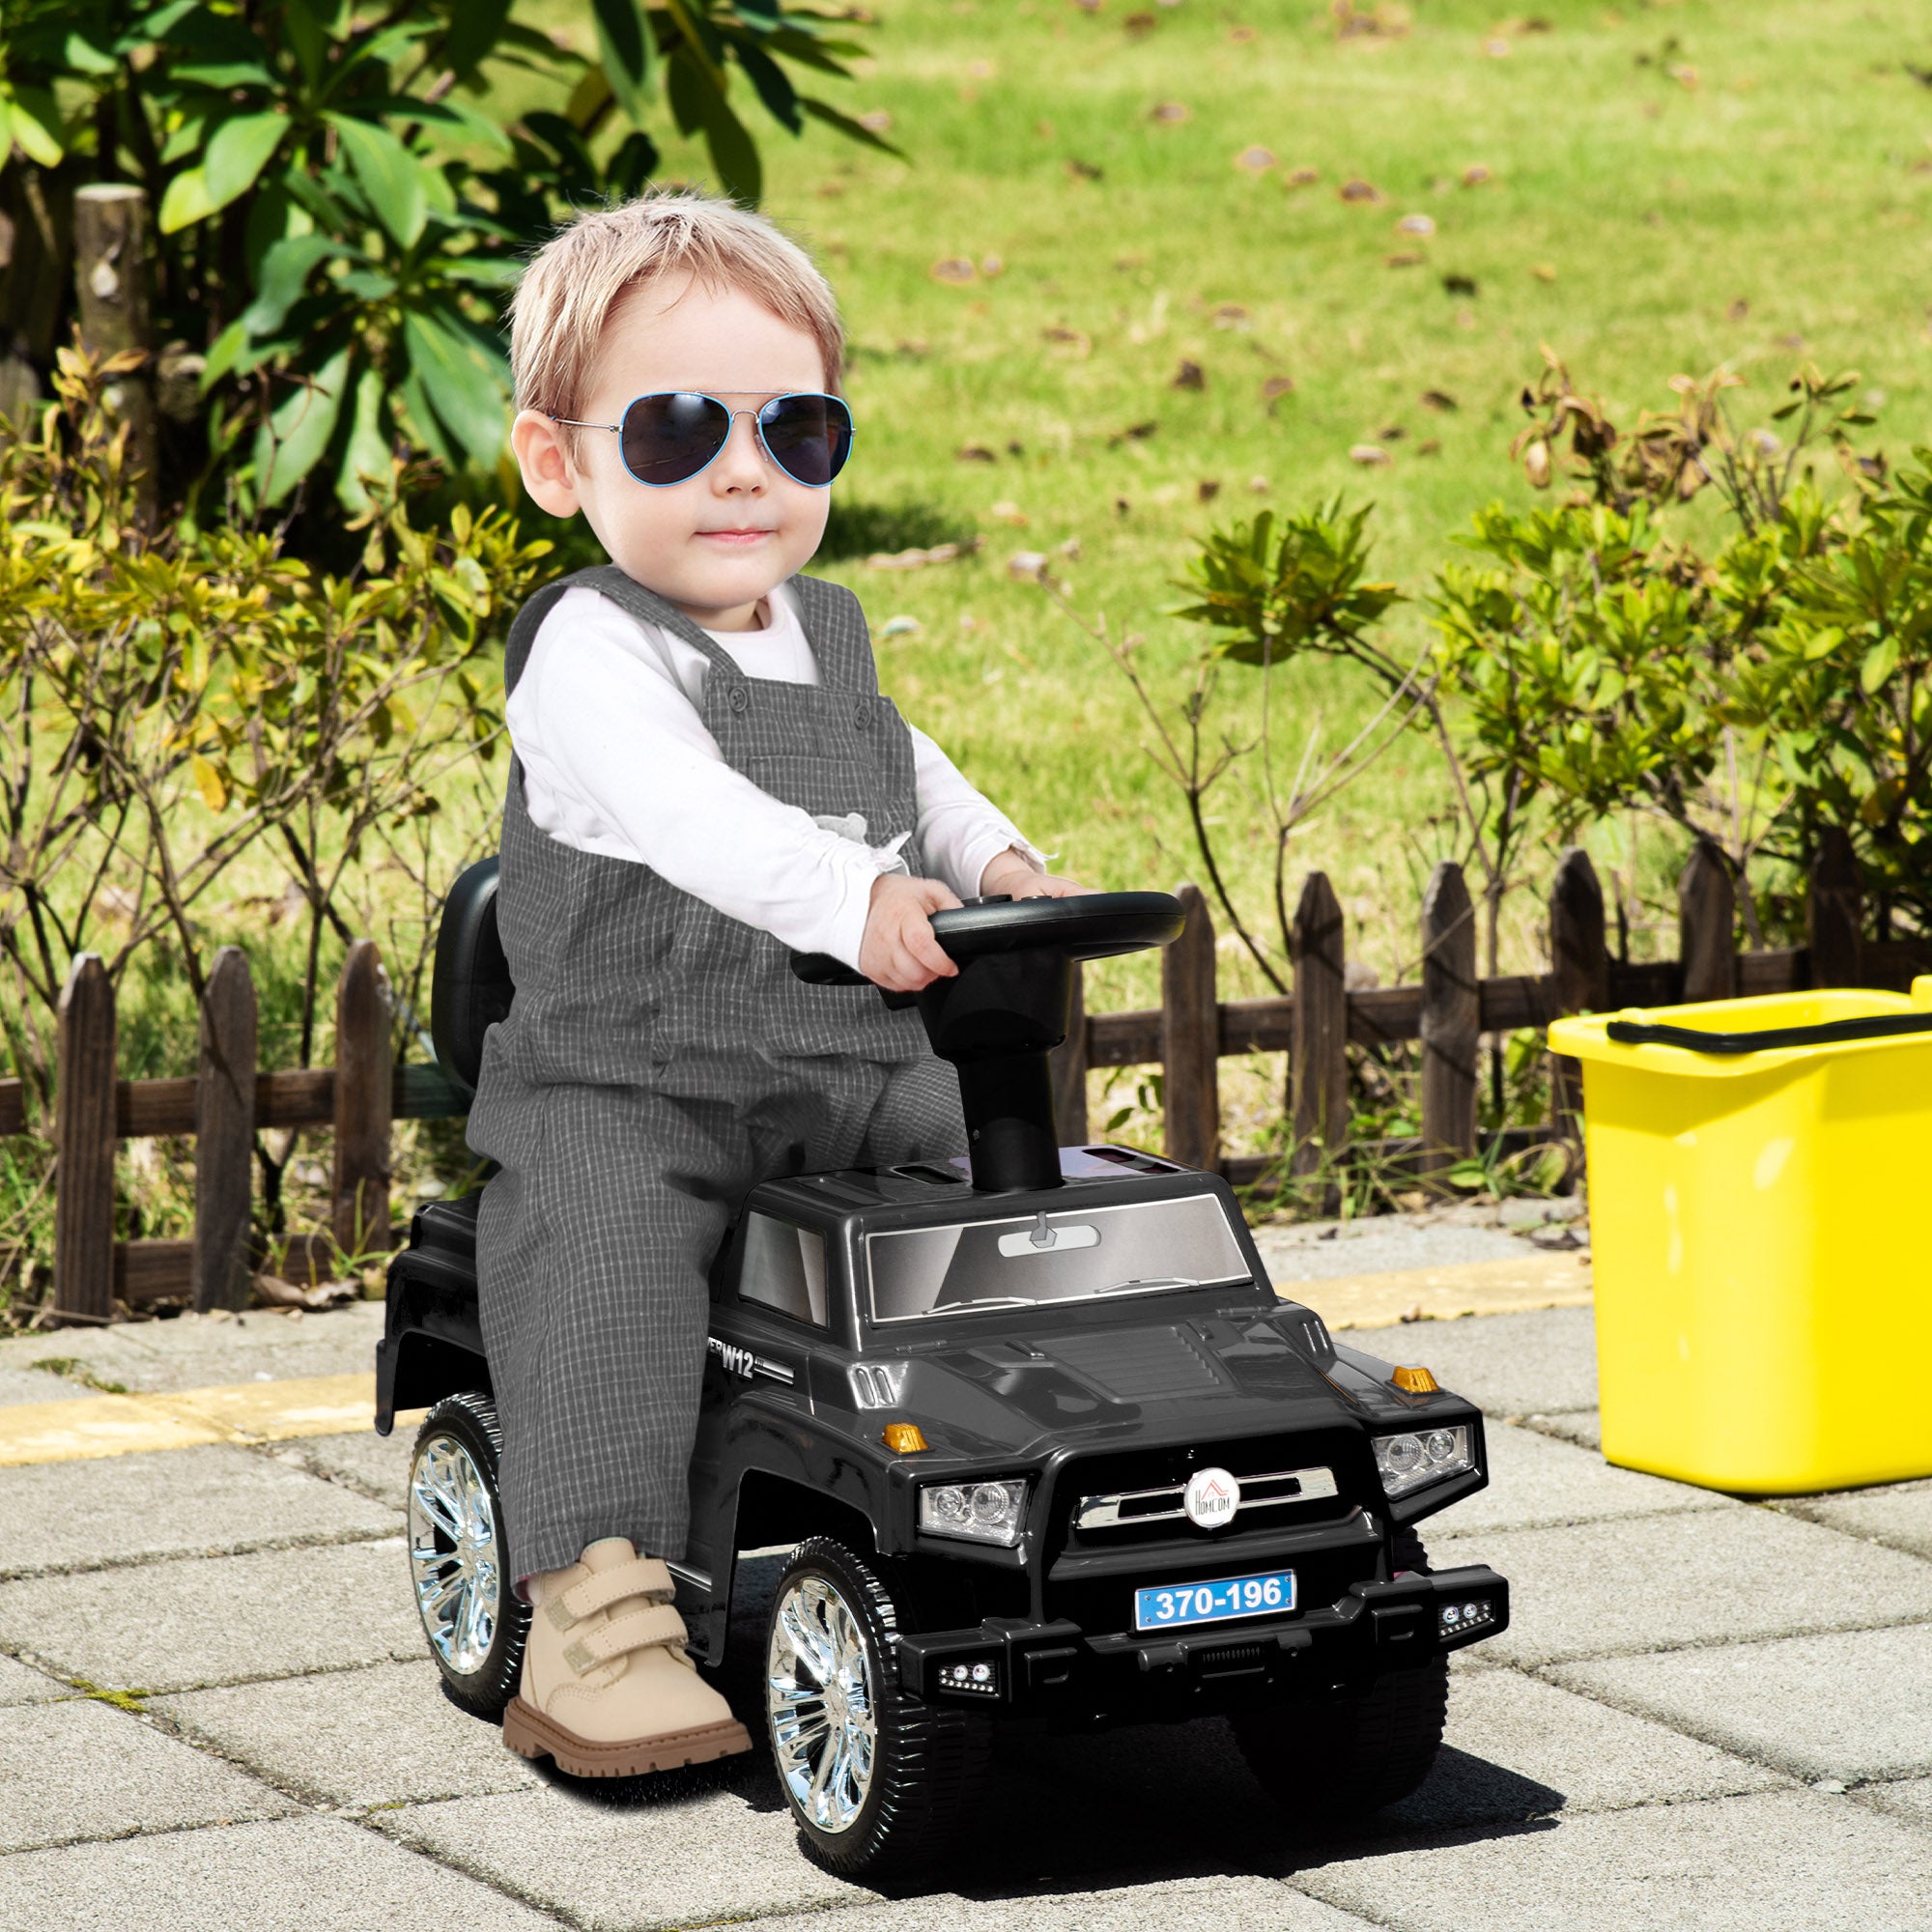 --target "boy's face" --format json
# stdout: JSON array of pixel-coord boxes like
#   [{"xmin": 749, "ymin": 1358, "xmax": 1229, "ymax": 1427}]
[{"xmin": 510, "ymin": 275, "xmax": 833, "ymax": 631}]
